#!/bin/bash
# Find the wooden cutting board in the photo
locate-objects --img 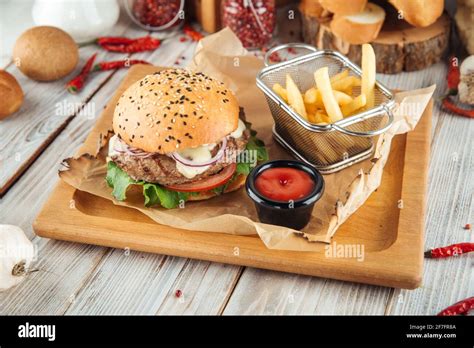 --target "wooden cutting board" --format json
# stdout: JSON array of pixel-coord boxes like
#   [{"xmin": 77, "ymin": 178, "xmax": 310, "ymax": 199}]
[{"xmin": 34, "ymin": 66, "xmax": 432, "ymax": 289}]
